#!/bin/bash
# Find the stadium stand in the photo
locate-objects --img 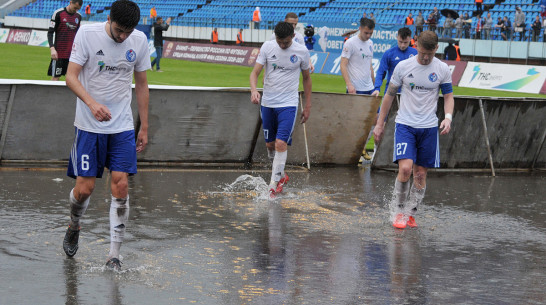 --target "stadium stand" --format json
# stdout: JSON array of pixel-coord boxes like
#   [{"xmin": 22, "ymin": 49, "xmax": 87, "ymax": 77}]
[{"xmin": 5, "ymin": 0, "xmax": 545, "ymax": 40}]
